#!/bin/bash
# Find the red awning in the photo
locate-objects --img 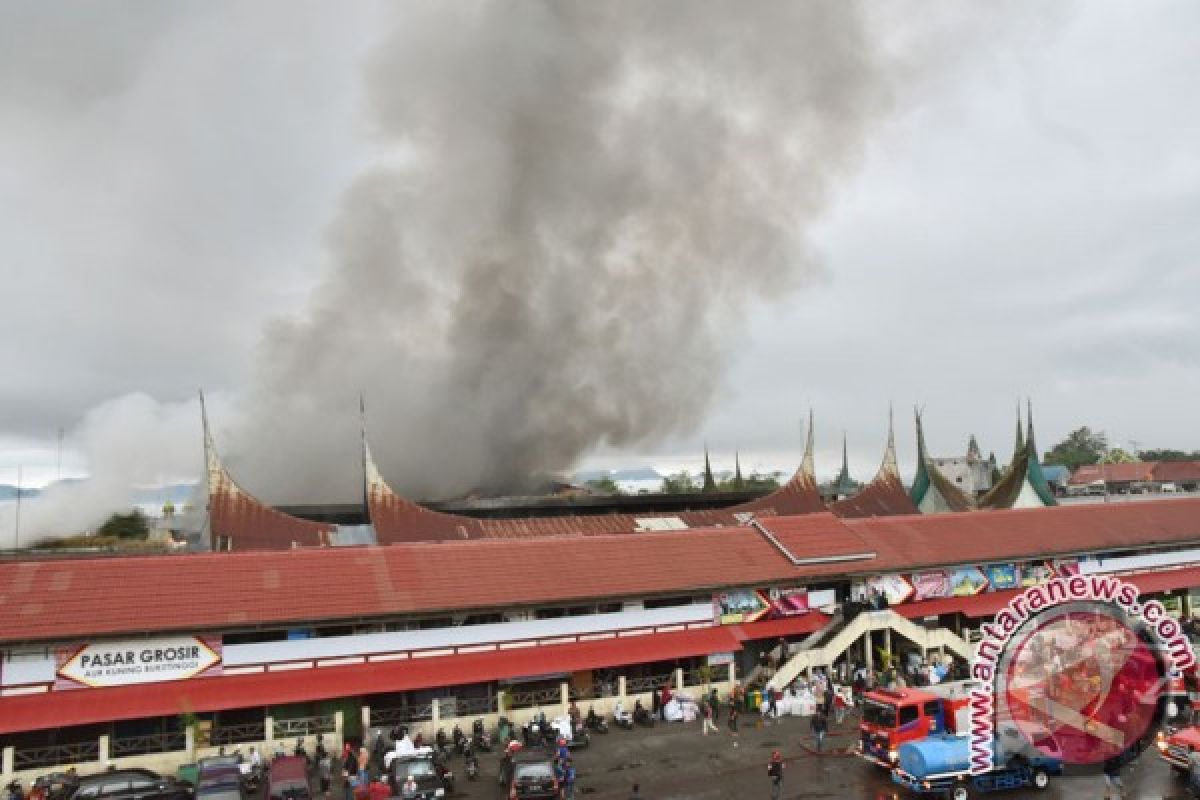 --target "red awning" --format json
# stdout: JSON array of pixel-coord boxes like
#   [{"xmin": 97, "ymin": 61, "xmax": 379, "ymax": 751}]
[
  {"xmin": 1127, "ymin": 566, "xmax": 1200, "ymax": 594},
  {"xmin": 0, "ymin": 626, "xmax": 741, "ymax": 734},
  {"xmin": 893, "ymin": 591, "xmax": 1018, "ymax": 620},
  {"xmin": 734, "ymin": 612, "xmax": 832, "ymax": 642}
]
